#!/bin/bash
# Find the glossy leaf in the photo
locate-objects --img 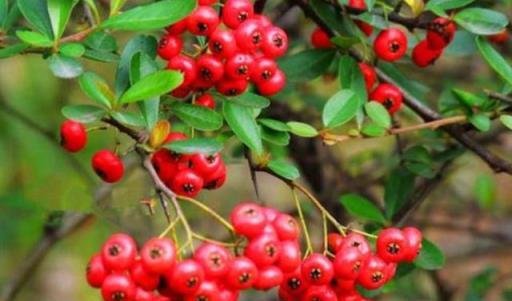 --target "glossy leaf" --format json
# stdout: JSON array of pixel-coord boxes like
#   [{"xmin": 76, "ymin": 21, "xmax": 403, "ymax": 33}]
[
  {"xmin": 0, "ymin": 43, "xmax": 28, "ymax": 58},
  {"xmin": 47, "ymin": 0, "xmax": 78, "ymax": 39},
  {"xmin": 130, "ymin": 52, "xmax": 160, "ymax": 130},
  {"xmin": 340, "ymin": 193, "xmax": 387, "ymax": 224},
  {"xmin": 500, "ymin": 115, "xmax": 512, "ymax": 130},
  {"xmin": 111, "ymin": 111, "xmax": 146, "ymax": 127},
  {"xmin": 47, "ymin": 54, "xmax": 83, "ymax": 79},
  {"xmin": 84, "ymin": 32, "xmax": 117, "ymax": 51},
  {"xmin": 16, "ymin": 30, "xmax": 53, "ymax": 47},
  {"xmin": 454, "ymin": 8, "xmax": 508, "ymax": 35},
  {"xmin": 171, "ymin": 102, "xmax": 223, "ymax": 131},
  {"xmin": 469, "ymin": 113, "xmax": 491, "ymax": 132},
  {"xmin": 218, "ymin": 92, "xmax": 270, "ymax": 109},
  {"xmin": 339, "ymin": 55, "xmax": 367, "ymax": 105},
  {"xmin": 267, "ymin": 159, "xmax": 300, "ymax": 180},
  {"xmin": 258, "ymin": 118, "xmax": 290, "ymax": 132},
  {"xmin": 164, "ymin": 138, "xmax": 223, "ymax": 155},
  {"xmin": 78, "ymin": 72, "xmax": 114, "ymax": 109},
  {"xmin": 261, "ymin": 126, "xmax": 290, "ymax": 146},
  {"xmin": 414, "ymin": 239, "xmax": 445, "ymax": 270},
  {"xmin": 322, "ymin": 90, "xmax": 359, "ymax": 128},
  {"xmin": 287, "ymin": 121, "xmax": 318, "ymax": 138},
  {"xmin": 365, "ymin": 102, "xmax": 391, "ymax": 129},
  {"xmin": 17, "ymin": 0, "xmax": 54, "ymax": 39},
  {"xmin": 278, "ymin": 49, "xmax": 336, "ymax": 82},
  {"xmin": 61, "ymin": 104, "xmax": 105, "ymax": 123},
  {"xmin": 60, "ymin": 42, "xmax": 85, "ymax": 57},
  {"xmin": 223, "ymin": 102, "xmax": 263, "ymax": 154},
  {"xmin": 476, "ymin": 37, "xmax": 512, "ymax": 87},
  {"xmin": 119, "ymin": 70, "xmax": 183, "ymax": 104},
  {"xmin": 384, "ymin": 167, "xmax": 415, "ymax": 219}
]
